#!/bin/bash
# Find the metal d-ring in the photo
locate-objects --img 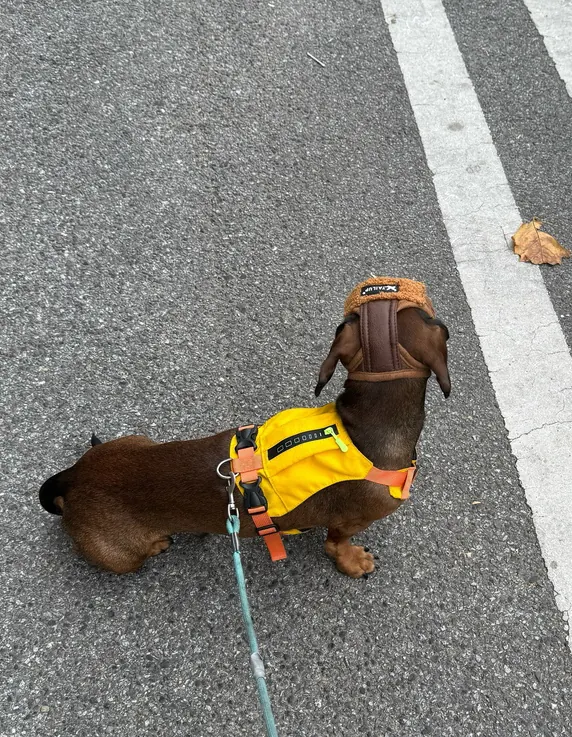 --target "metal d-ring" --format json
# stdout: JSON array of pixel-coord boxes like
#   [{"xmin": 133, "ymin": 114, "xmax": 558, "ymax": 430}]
[{"xmin": 216, "ymin": 458, "xmax": 233, "ymax": 480}]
